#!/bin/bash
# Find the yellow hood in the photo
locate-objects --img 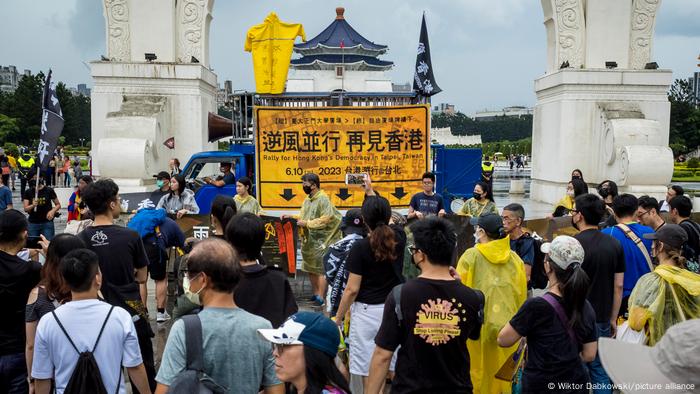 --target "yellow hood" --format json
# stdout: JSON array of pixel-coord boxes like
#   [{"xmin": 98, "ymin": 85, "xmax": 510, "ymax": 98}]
[
  {"xmin": 655, "ymin": 265, "xmax": 700, "ymax": 296},
  {"xmin": 475, "ymin": 236, "xmax": 512, "ymax": 264}
]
